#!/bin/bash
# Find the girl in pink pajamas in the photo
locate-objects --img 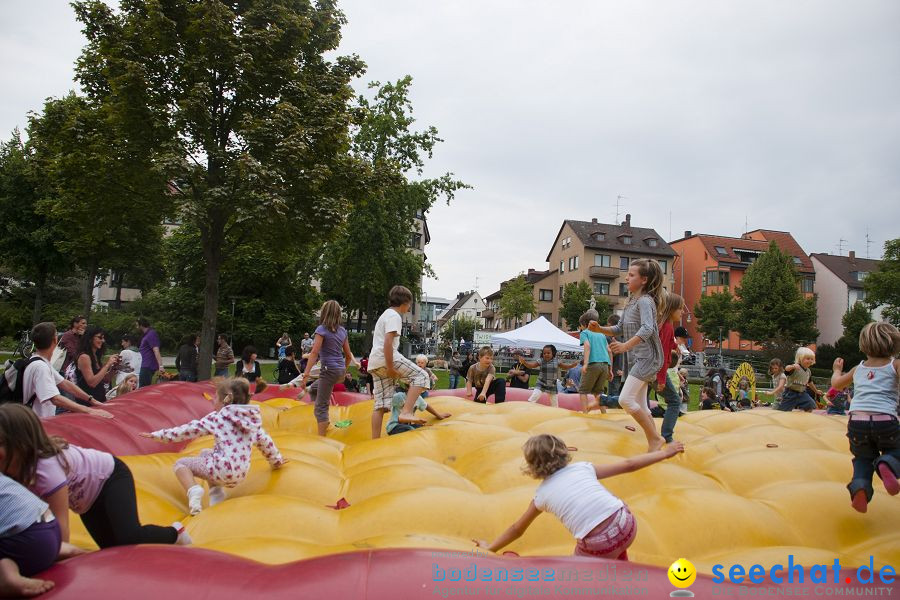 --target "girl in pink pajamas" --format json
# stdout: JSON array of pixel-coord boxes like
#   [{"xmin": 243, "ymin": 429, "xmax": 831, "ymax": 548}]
[{"xmin": 142, "ymin": 378, "xmax": 286, "ymax": 515}]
